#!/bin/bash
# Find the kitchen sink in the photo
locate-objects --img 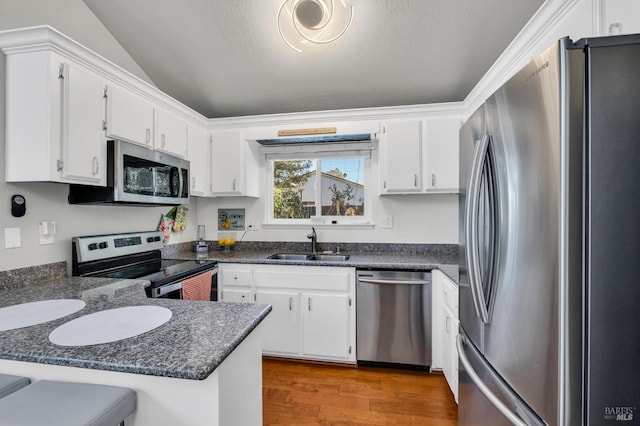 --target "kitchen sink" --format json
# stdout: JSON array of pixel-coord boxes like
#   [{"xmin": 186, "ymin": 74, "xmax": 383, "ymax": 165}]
[
  {"xmin": 268, "ymin": 253, "xmax": 312, "ymax": 260},
  {"xmin": 308, "ymin": 254, "xmax": 350, "ymax": 261},
  {"xmin": 267, "ymin": 253, "xmax": 350, "ymax": 262}
]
